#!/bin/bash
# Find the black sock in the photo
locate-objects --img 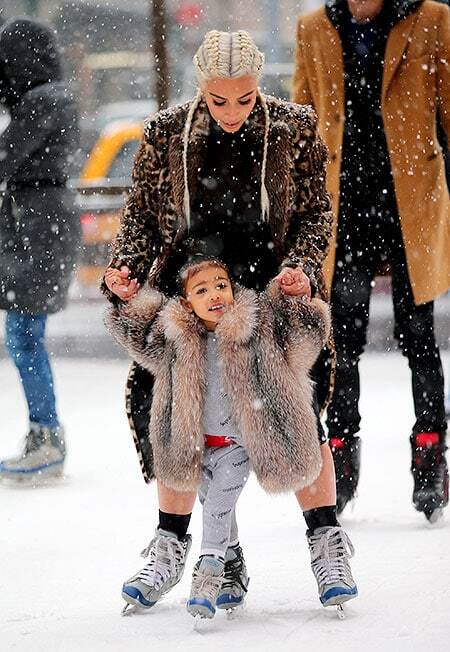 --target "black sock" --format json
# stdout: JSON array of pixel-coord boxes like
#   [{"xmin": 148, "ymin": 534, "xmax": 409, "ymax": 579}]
[
  {"xmin": 158, "ymin": 510, "xmax": 191, "ymax": 539},
  {"xmin": 303, "ymin": 505, "xmax": 339, "ymax": 533}
]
